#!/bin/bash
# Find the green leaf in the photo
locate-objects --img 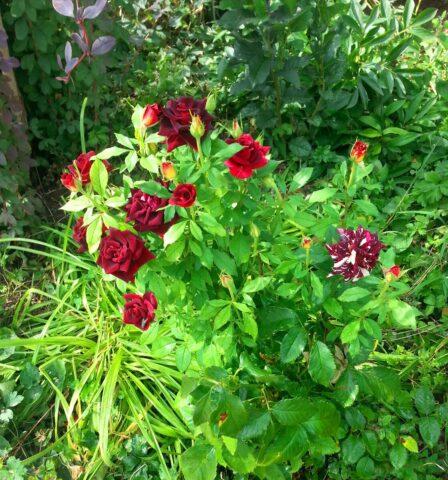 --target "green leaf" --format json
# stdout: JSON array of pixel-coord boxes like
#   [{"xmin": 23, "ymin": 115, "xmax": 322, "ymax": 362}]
[
  {"xmin": 308, "ymin": 187, "xmax": 337, "ymax": 203},
  {"xmin": 94, "ymin": 146, "xmax": 129, "ymax": 160},
  {"xmin": 222, "ymin": 436, "xmax": 238, "ymax": 455},
  {"xmin": 86, "ymin": 216, "xmax": 103, "ymax": 254},
  {"xmin": 176, "ymin": 346, "xmax": 192, "ymax": 373},
  {"xmin": 140, "ymin": 155, "xmax": 159, "ymax": 173},
  {"xmin": 291, "ymin": 167, "xmax": 313, "ymax": 189},
  {"xmin": 402, "ymin": 435, "xmax": 419, "ymax": 453},
  {"xmin": 403, "ymin": 0, "xmax": 414, "ymax": 27},
  {"xmin": 238, "ymin": 410, "xmax": 271, "ymax": 440},
  {"xmin": 180, "ymin": 444, "xmax": 217, "ymax": 480},
  {"xmin": 99, "ymin": 350, "xmax": 122, "ymax": 465},
  {"xmin": 61, "ymin": 196, "xmax": 93, "ymax": 212},
  {"xmin": 190, "ymin": 221, "xmax": 203, "ymax": 241},
  {"xmin": 222, "ymin": 441, "xmax": 256, "ymax": 473},
  {"xmin": 272, "ymin": 397, "xmax": 314, "ymax": 425},
  {"xmin": 356, "ymin": 457, "xmax": 375, "ymax": 478},
  {"xmin": 390, "ymin": 443, "xmax": 408, "ymax": 470},
  {"xmin": 340, "ymin": 320, "xmax": 361, "ymax": 344},
  {"xmin": 310, "ymin": 272, "xmax": 323, "ymax": 299},
  {"xmin": 140, "ymin": 180, "xmax": 171, "ymax": 198},
  {"xmin": 115, "ymin": 133, "xmax": 135, "ymax": 149},
  {"xmin": 280, "ymin": 327, "xmax": 307, "ymax": 363},
  {"xmin": 342, "ymin": 435, "xmax": 365, "ymax": 464},
  {"xmin": 214, "ymin": 305, "xmax": 232, "ymax": 329},
  {"xmin": 388, "ymin": 299, "xmax": 417, "ymax": 330},
  {"xmin": 338, "ymin": 287, "xmax": 370, "ymax": 303},
  {"xmin": 308, "ymin": 342, "xmax": 336, "ymax": 387},
  {"xmin": 198, "ymin": 212, "xmax": 227, "ymax": 236},
  {"xmin": 414, "ymin": 386, "xmax": 435, "ymax": 415},
  {"xmin": 242, "ymin": 276, "xmax": 271, "ymax": 293},
  {"xmin": 164, "ymin": 221, "xmax": 187, "ymax": 247},
  {"xmin": 419, "ymin": 416, "xmax": 440, "ymax": 448},
  {"xmin": 411, "ymin": 7, "xmax": 437, "ymax": 27}
]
